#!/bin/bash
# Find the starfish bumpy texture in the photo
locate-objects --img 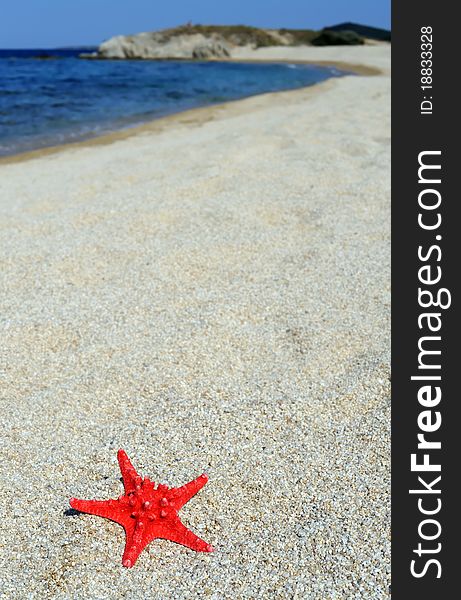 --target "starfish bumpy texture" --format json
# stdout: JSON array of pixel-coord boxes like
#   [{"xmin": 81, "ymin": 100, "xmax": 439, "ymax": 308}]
[{"xmin": 70, "ymin": 449, "xmax": 214, "ymax": 568}]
